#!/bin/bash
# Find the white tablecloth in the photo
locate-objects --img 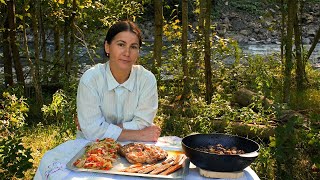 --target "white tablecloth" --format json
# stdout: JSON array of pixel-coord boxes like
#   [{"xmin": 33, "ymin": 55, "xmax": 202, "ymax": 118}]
[{"xmin": 34, "ymin": 137, "xmax": 260, "ymax": 180}]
